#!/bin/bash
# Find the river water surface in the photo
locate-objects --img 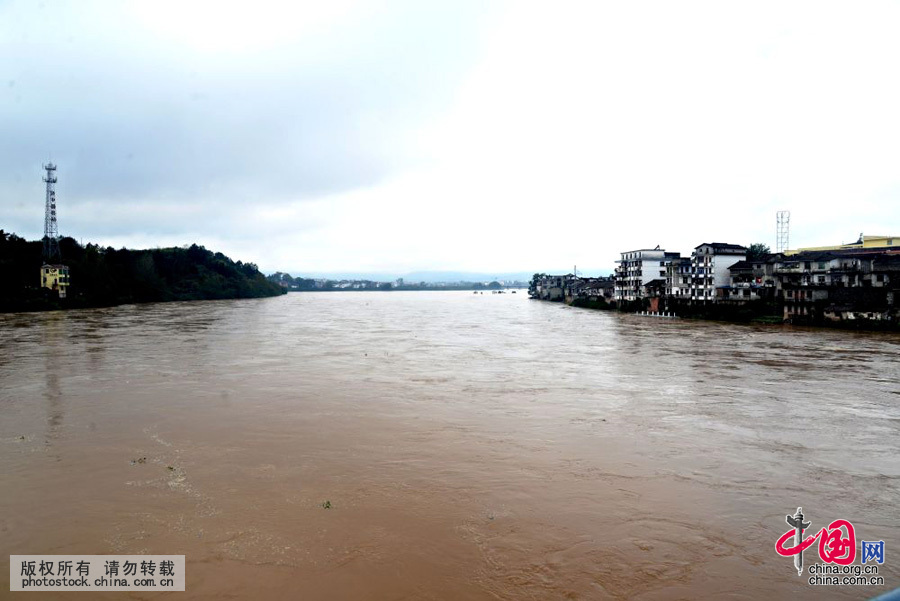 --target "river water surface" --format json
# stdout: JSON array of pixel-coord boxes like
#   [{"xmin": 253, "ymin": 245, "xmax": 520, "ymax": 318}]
[{"xmin": 1, "ymin": 291, "xmax": 898, "ymax": 599}]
